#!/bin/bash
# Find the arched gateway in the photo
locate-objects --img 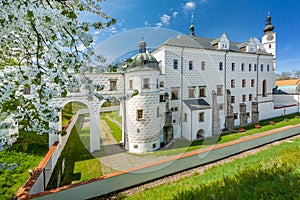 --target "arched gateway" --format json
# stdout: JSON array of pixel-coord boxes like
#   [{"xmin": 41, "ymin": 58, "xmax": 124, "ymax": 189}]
[{"xmin": 49, "ymin": 95, "xmax": 106, "ymax": 152}]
